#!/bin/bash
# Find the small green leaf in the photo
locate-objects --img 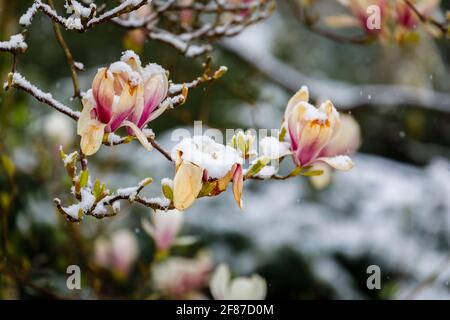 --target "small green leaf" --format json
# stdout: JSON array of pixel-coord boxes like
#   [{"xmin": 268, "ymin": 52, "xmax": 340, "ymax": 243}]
[
  {"xmin": 300, "ymin": 170, "xmax": 324, "ymax": 177},
  {"xmin": 288, "ymin": 166, "xmax": 303, "ymax": 177},
  {"xmin": 278, "ymin": 126, "xmax": 286, "ymax": 141},
  {"xmin": 162, "ymin": 184, "xmax": 173, "ymax": 201},
  {"xmin": 93, "ymin": 179, "xmax": 101, "ymax": 199},
  {"xmin": 79, "ymin": 169, "xmax": 89, "ymax": 188},
  {"xmin": 245, "ymin": 157, "xmax": 270, "ymax": 178}
]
